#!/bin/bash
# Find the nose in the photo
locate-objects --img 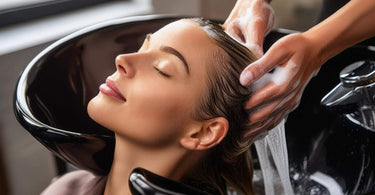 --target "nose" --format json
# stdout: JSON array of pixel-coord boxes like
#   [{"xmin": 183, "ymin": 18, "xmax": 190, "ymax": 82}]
[{"xmin": 115, "ymin": 54, "xmax": 135, "ymax": 78}]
